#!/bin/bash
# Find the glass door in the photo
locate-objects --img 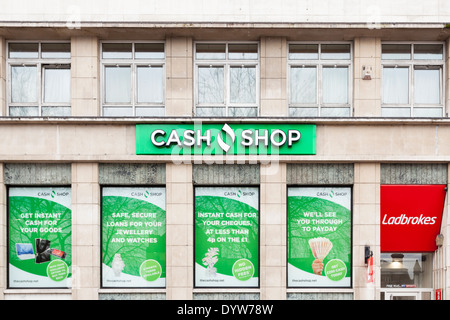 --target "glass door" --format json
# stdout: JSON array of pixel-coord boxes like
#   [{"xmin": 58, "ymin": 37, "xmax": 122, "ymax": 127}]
[{"xmin": 384, "ymin": 292, "xmax": 419, "ymax": 300}]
